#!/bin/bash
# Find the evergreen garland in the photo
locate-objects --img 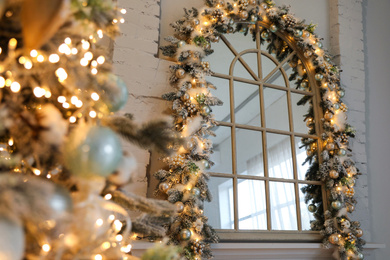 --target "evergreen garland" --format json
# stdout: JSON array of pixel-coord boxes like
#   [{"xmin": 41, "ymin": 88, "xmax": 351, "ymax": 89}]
[{"xmin": 158, "ymin": 1, "xmax": 365, "ymax": 259}]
